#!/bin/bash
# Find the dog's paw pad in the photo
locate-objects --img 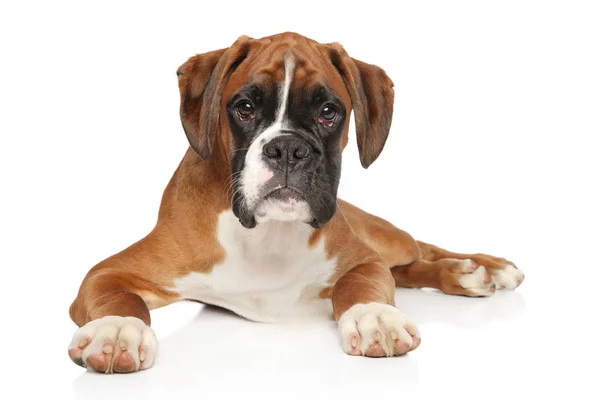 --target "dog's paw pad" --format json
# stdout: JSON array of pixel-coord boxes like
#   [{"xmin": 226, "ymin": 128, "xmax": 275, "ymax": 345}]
[
  {"xmin": 112, "ymin": 350, "xmax": 136, "ymax": 373},
  {"xmin": 85, "ymin": 352, "xmax": 110, "ymax": 372}
]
